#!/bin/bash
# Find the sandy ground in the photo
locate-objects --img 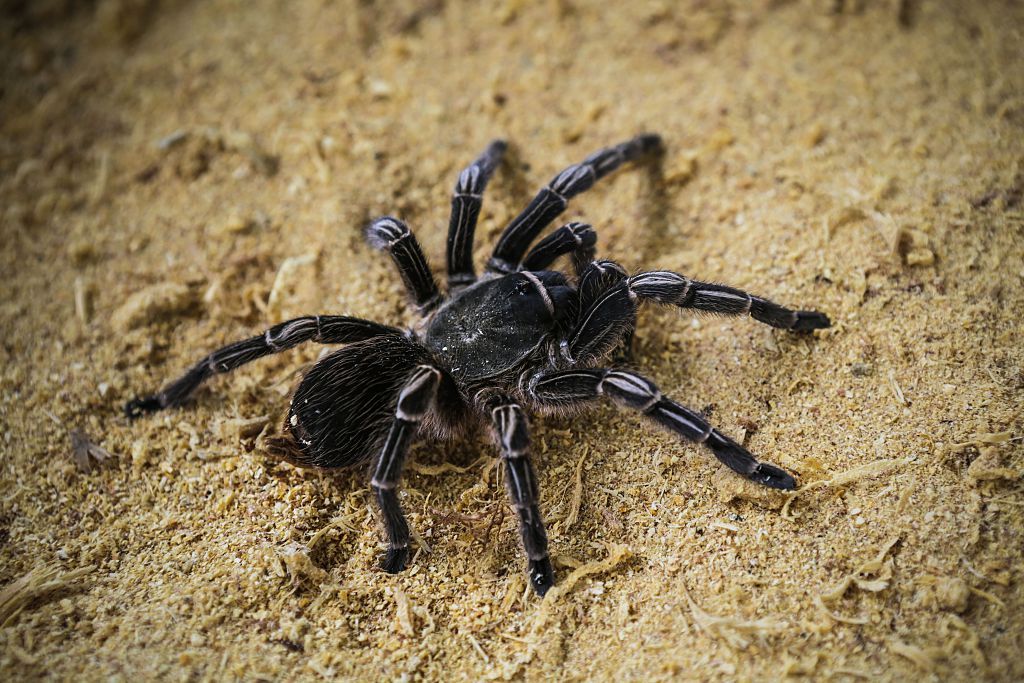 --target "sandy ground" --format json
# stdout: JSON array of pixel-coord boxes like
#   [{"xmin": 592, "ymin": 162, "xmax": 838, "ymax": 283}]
[{"xmin": 1, "ymin": 0, "xmax": 1023, "ymax": 680}]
